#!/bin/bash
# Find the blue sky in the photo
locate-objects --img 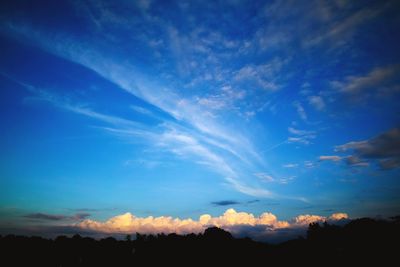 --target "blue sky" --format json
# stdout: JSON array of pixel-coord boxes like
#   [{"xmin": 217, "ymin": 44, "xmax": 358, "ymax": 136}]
[{"xmin": 0, "ymin": 0, "xmax": 400, "ymax": 236}]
